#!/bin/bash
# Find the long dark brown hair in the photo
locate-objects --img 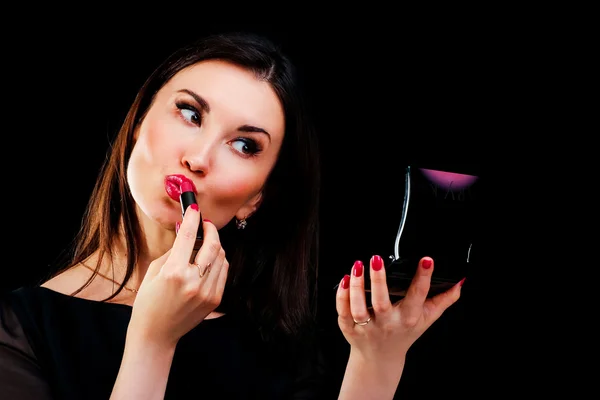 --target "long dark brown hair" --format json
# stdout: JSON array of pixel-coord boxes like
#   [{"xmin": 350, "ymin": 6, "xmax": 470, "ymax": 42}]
[{"xmin": 51, "ymin": 32, "xmax": 320, "ymax": 344}]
